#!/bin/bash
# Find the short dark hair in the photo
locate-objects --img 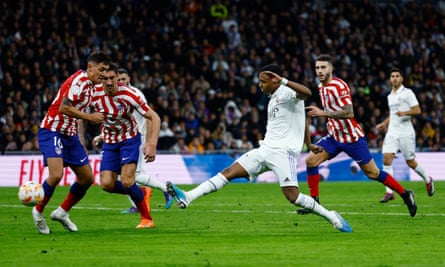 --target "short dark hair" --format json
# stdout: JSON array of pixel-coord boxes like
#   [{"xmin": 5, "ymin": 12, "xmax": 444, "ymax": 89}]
[
  {"xmin": 106, "ymin": 62, "xmax": 118, "ymax": 74},
  {"xmin": 87, "ymin": 51, "xmax": 111, "ymax": 64},
  {"xmin": 117, "ymin": 68, "xmax": 129, "ymax": 75},
  {"xmin": 390, "ymin": 67, "xmax": 403, "ymax": 76},
  {"xmin": 259, "ymin": 64, "xmax": 282, "ymax": 77},
  {"xmin": 316, "ymin": 54, "xmax": 332, "ymax": 63}
]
